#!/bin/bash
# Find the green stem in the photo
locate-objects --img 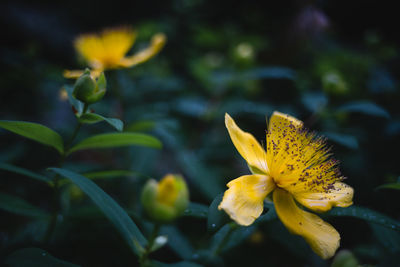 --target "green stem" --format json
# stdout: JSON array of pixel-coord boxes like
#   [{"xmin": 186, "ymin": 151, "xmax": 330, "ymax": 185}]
[
  {"xmin": 65, "ymin": 103, "xmax": 88, "ymax": 150},
  {"xmin": 139, "ymin": 223, "xmax": 161, "ymax": 267},
  {"xmin": 43, "ymin": 104, "xmax": 88, "ymax": 243}
]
